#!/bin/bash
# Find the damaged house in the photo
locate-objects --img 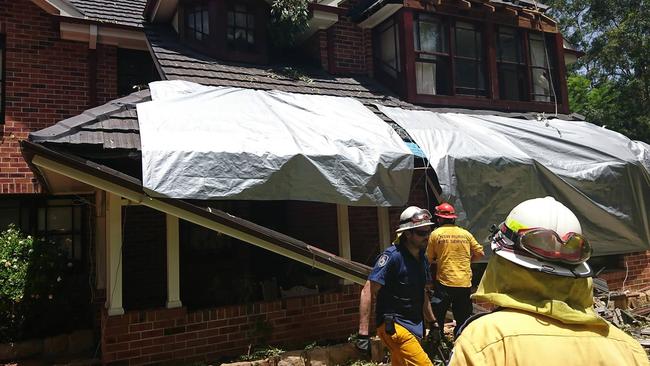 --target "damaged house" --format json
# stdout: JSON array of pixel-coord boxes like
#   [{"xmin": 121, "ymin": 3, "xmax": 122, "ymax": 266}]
[{"xmin": 1, "ymin": 0, "xmax": 649, "ymax": 364}]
